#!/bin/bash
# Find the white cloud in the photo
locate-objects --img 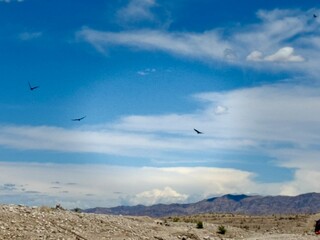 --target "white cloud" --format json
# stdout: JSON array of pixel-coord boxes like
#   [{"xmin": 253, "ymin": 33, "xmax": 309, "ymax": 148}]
[
  {"xmin": 126, "ymin": 187, "xmax": 188, "ymax": 206},
  {"xmin": 77, "ymin": 8, "xmax": 320, "ymax": 74},
  {"xmin": 0, "ymin": 125, "xmax": 194, "ymax": 157},
  {"xmin": 0, "ymin": 162, "xmax": 260, "ymax": 208},
  {"xmin": 2, "ymin": 161, "xmax": 318, "ymax": 208},
  {"xmin": 247, "ymin": 47, "xmax": 305, "ymax": 62},
  {"xmin": 236, "ymin": 9, "xmax": 309, "ymax": 52},
  {"xmin": 19, "ymin": 32, "xmax": 42, "ymax": 41},
  {"xmin": 137, "ymin": 68, "xmax": 156, "ymax": 76},
  {"xmin": 117, "ymin": 0, "xmax": 157, "ymax": 23},
  {"xmin": 115, "ymin": 83, "xmax": 320, "ymax": 145},
  {"xmin": 264, "ymin": 47, "xmax": 304, "ymax": 62},
  {"xmin": 0, "ymin": 123, "xmax": 257, "ymax": 160},
  {"xmin": 77, "ymin": 28, "xmax": 231, "ymax": 61},
  {"xmin": 137, "ymin": 71, "xmax": 147, "ymax": 76},
  {"xmin": 256, "ymin": 9, "xmax": 298, "ymax": 21},
  {"xmin": 265, "ymin": 149, "xmax": 320, "ymax": 195},
  {"xmin": 214, "ymin": 105, "xmax": 228, "ymax": 115},
  {"xmin": 223, "ymin": 48, "xmax": 238, "ymax": 61},
  {"xmin": 2, "ymin": 83, "xmax": 320, "ymax": 158},
  {"xmin": 246, "ymin": 50, "xmax": 263, "ymax": 61},
  {"xmin": 2, "ymin": 82, "xmax": 320, "ymax": 205},
  {"xmin": 0, "ymin": 0, "xmax": 23, "ymax": 2},
  {"xmin": 1, "ymin": 82, "xmax": 320, "ymax": 200}
]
